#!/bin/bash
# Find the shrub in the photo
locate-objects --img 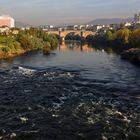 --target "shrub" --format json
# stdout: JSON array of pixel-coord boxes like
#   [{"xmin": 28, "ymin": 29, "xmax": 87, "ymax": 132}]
[
  {"xmin": 129, "ymin": 29, "xmax": 140, "ymax": 48},
  {"xmin": 0, "ymin": 45, "xmax": 10, "ymax": 53},
  {"xmin": 43, "ymin": 42, "xmax": 51, "ymax": 54}
]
